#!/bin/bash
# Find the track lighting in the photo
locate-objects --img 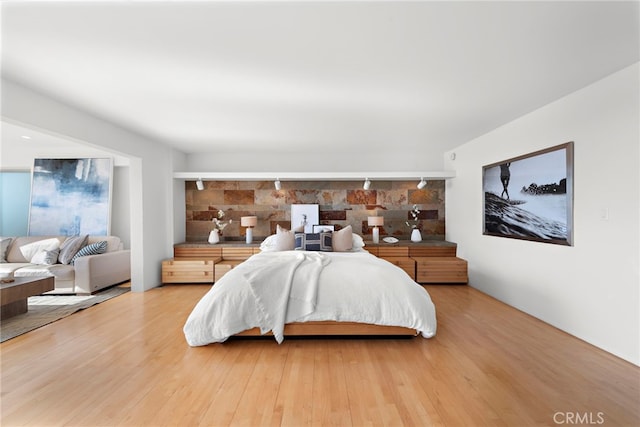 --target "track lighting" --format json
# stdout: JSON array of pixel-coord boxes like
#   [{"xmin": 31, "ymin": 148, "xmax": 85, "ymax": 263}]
[
  {"xmin": 417, "ymin": 178, "xmax": 427, "ymax": 189},
  {"xmin": 274, "ymin": 179, "xmax": 282, "ymax": 190},
  {"xmin": 363, "ymin": 178, "xmax": 371, "ymax": 190},
  {"xmin": 196, "ymin": 178, "xmax": 204, "ymax": 191}
]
